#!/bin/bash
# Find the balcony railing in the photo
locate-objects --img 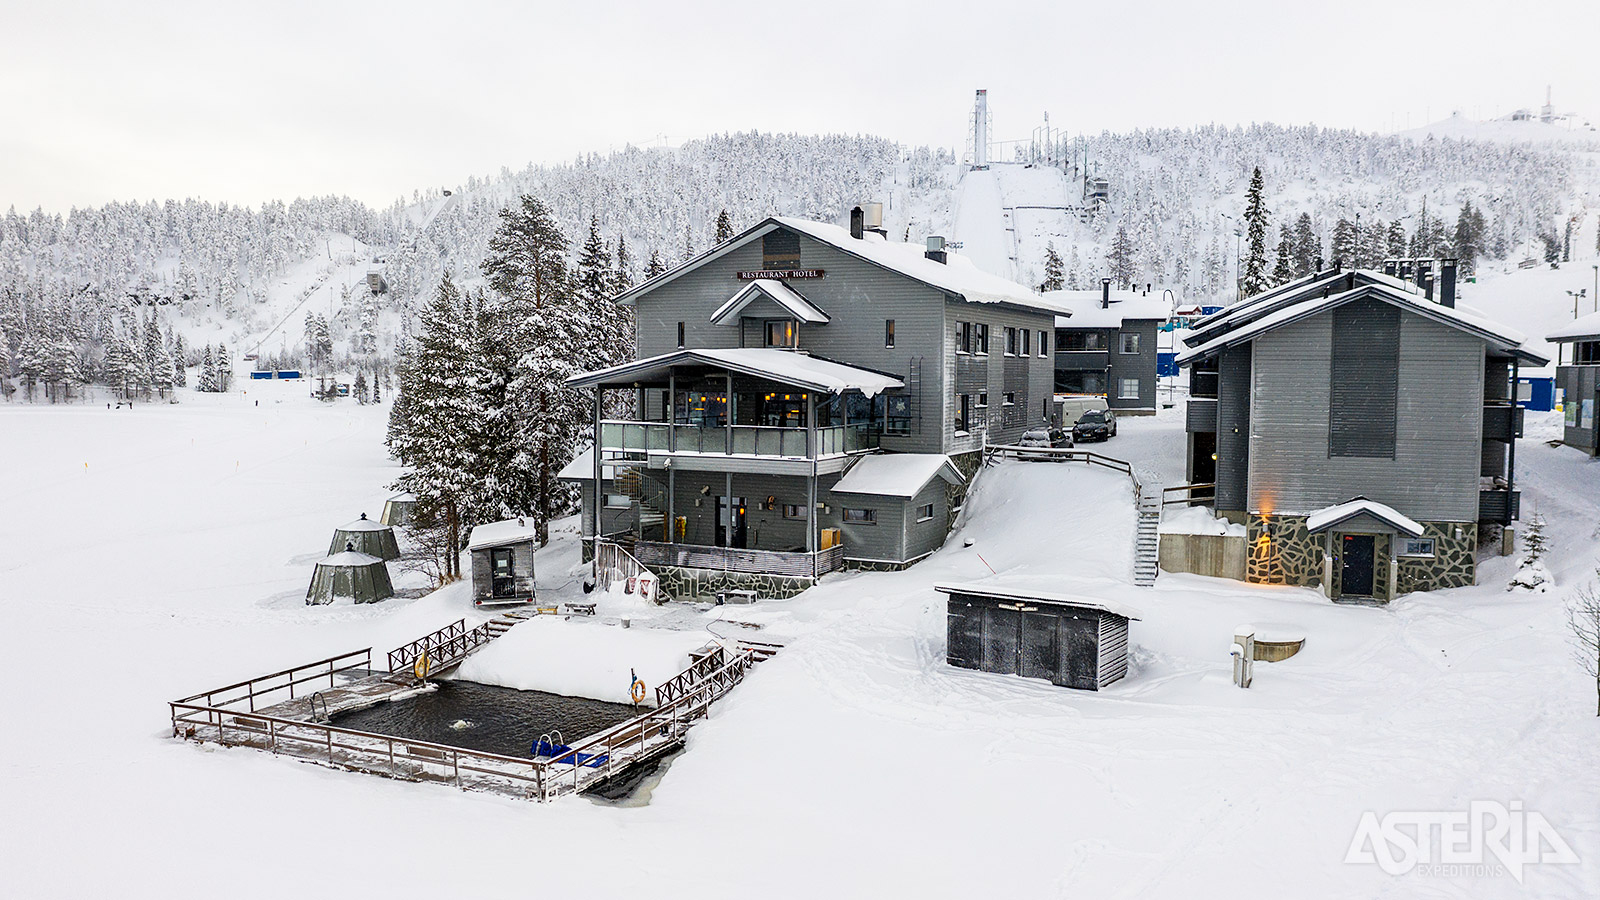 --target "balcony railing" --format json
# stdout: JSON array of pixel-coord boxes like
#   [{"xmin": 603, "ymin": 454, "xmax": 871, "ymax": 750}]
[
  {"xmin": 1054, "ymin": 349, "xmax": 1110, "ymax": 370},
  {"xmin": 599, "ymin": 421, "xmax": 877, "ymax": 459},
  {"xmin": 1185, "ymin": 398, "xmax": 1217, "ymax": 433},
  {"xmin": 631, "ymin": 540, "xmax": 845, "ymax": 578},
  {"xmin": 1479, "ymin": 489, "xmax": 1520, "ymax": 524},
  {"xmin": 1482, "ymin": 404, "xmax": 1524, "ymax": 442}
]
